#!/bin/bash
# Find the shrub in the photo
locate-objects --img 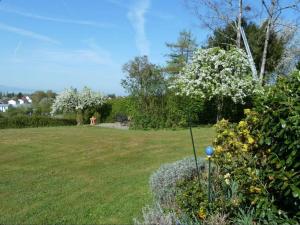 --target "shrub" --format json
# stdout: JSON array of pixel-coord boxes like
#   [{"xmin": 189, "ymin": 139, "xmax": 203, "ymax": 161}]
[
  {"xmin": 149, "ymin": 157, "xmax": 206, "ymax": 207},
  {"xmin": 133, "ymin": 203, "xmax": 179, "ymax": 225},
  {"xmin": 99, "ymin": 97, "xmax": 131, "ymax": 123},
  {"xmin": 0, "ymin": 115, "xmax": 76, "ymax": 129},
  {"xmin": 211, "ymin": 71, "xmax": 300, "ymax": 223},
  {"xmin": 254, "ymin": 71, "xmax": 300, "ymax": 218}
]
